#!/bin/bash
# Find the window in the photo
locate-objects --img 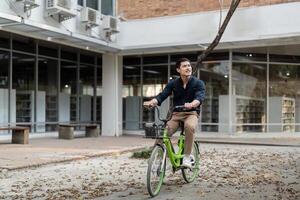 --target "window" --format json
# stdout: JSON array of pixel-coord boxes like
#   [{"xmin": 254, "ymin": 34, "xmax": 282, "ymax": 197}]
[
  {"xmin": 78, "ymin": 0, "xmax": 83, "ymax": 6},
  {"xmin": 78, "ymin": 0, "xmax": 99, "ymax": 10},
  {"xmin": 101, "ymin": 0, "xmax": 114, "ymax": 15},
  {"xmin": 87, "ymin": 0, "xmax": 99, "ymax": 10}
]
